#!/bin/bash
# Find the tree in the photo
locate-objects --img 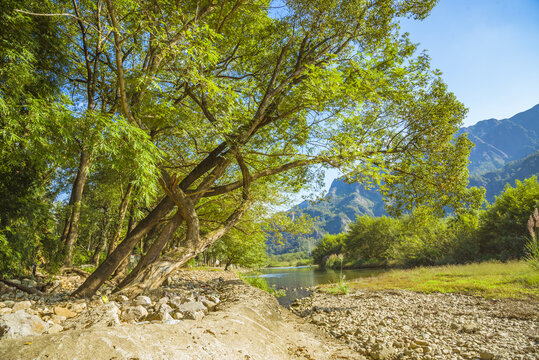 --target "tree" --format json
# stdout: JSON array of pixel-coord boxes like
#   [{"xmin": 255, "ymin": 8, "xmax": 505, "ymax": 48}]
[
  {"xmin": 13, "ymin": 0, "xmax": 473, "ymax": 297},
  {"xmin": 478, "ymin": 176, "xmax": 539, "ymax": 259}
]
